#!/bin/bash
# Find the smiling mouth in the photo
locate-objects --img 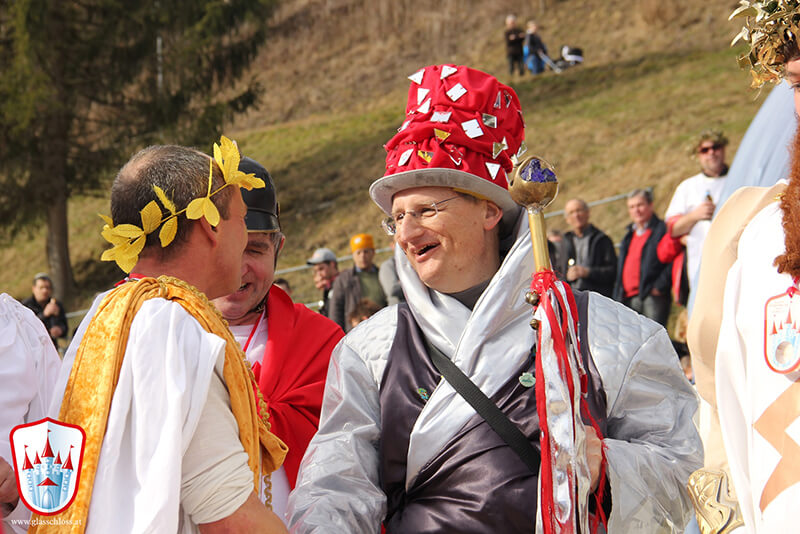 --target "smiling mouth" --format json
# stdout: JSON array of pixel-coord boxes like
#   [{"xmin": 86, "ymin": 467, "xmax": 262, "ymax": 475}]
[{"xmin": 415, "ymin": 243, "xmax": 438, "ymax": 257}]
